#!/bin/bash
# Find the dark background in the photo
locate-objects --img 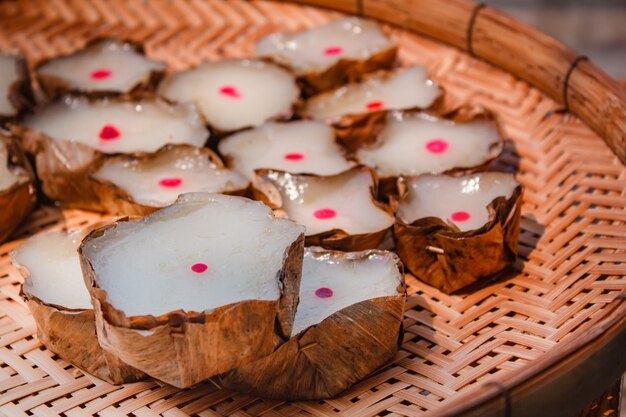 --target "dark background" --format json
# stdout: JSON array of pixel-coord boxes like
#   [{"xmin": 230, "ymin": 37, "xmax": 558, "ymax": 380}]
[{"xmin": 485, "ymin": 0, "xmax": 626, "ymax": 79}]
